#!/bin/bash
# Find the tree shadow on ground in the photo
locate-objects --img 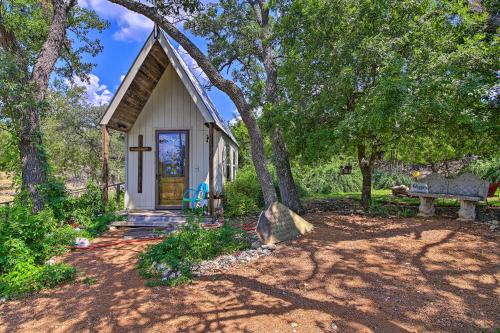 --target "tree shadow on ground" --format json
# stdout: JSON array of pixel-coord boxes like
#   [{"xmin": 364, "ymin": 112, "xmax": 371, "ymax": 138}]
[{"xmin": 1, "ymin": 214, "xmax": 499, "ymax": 332}]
